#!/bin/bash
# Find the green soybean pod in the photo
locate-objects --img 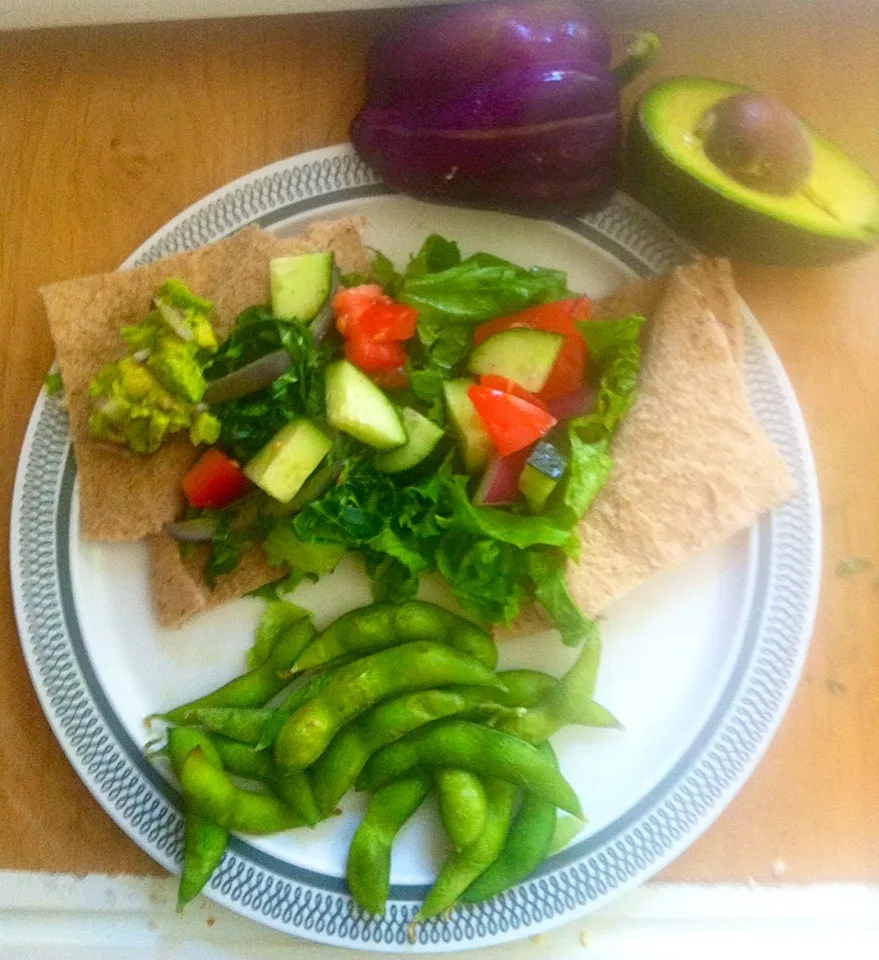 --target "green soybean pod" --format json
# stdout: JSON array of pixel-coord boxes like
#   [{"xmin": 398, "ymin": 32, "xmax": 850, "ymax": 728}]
[
  {"xmin": 346, "ymin": 771, "xmax": 432, "ymax": 916},
  {"xmin": 415, "ymin": 777, "xmax": 516, "ymax": 921},
  {"xmin": 205, "ymin": 735, "xmax": 320, "ymax": 827},
  {"xmin": 159, "ymin": 618, "xmax": 316, "ymax": 725},
  {"xmin": 275, "ymin": 642, "xmax": 505, "ymax": 772},
  {"xmin": 492, "ymin": 670, "xmax": 559, "ymax": 708},
  {"xmin": 210, "ymin": 736, "xmax": 275, "ymax": 781},
  {"xmin": 293, "ymin": 604, "xmax": 396, "ymax": 672},
  {"xmin": 165, "ymin": 728, "xmax": 228, "ymax": 911},
  {"xmin": 357, "ymin": 719, "xmax": 583, "ymax": 817},
  {"xmin": 460, "ymin": 743, "xmax": 558, "ymax": 903},
  {"xmin": 179, "ymin": 748, "xmax": 303, "ymax": 835},
  {"xmin": 311, "ymin": 688, "xmax": 486, "ymax": 818},
  {"xmin": 255, "ymin": 670, "xmax": 336, "ymax": 751},
  {"xmin": 495, "ymin": 641, "xmax": 620, "ymax": 742},
  {"xmin": 195, "ymin": 707, "xmax": 276, "ymax": 745},
  {"xmin": 177, "ymin": 814, "xmax": 228, "ymax": 911},
  {"xmin": 434, "ymin": 769, "xmax": 488, "ymax": 851},
  {"xmin": 294, "ymin": 601, "xmax": 497, "ymax": 672},
  {"xmin": 167, "ymin": 726, "xmax": 223, "ymax": 774},
  {"xmin": 269, "ymin": 769, "xmax": 321, "ymax": 828}
]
